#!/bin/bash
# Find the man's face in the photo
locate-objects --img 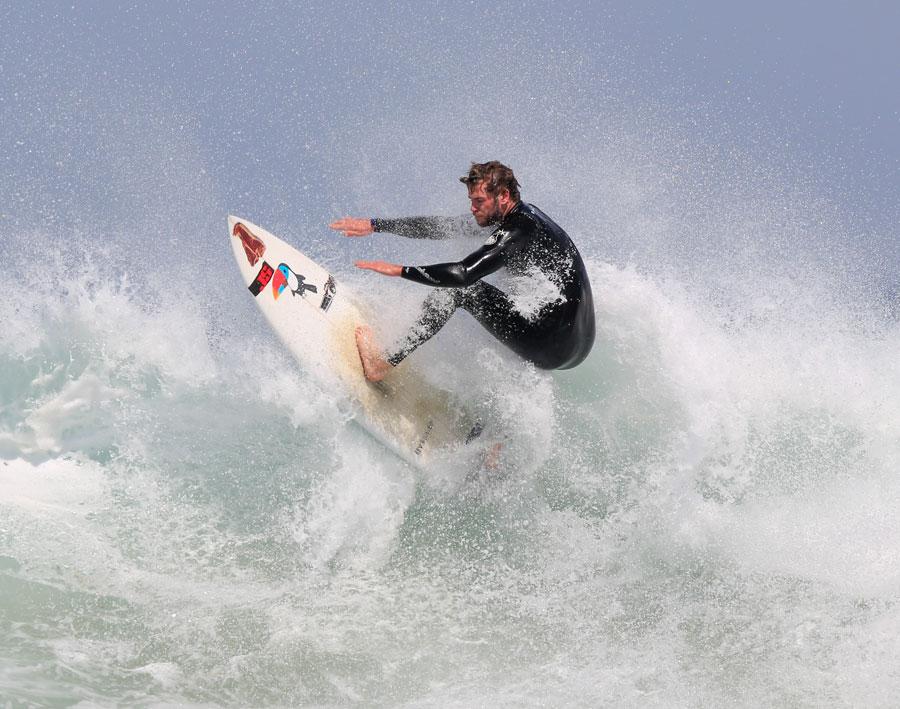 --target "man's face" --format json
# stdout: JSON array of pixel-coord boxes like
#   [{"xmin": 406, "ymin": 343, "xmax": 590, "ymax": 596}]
[{"xmin": 467, "ymin": 182, "xmax": 504, "ymax": 227}]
